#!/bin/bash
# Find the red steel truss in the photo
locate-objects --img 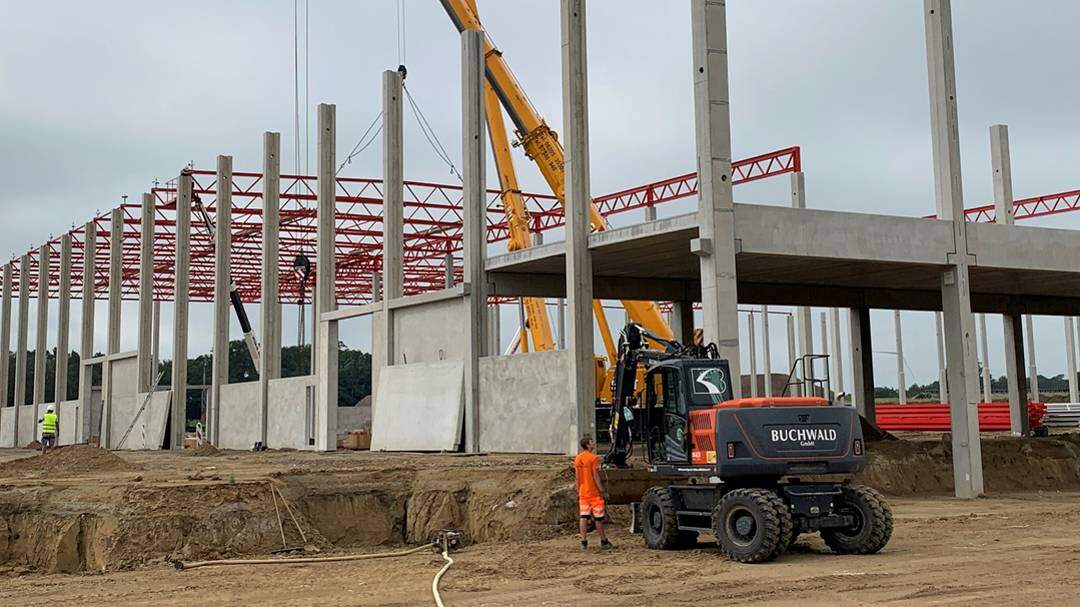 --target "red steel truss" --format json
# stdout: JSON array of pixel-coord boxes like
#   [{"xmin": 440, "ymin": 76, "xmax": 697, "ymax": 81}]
[
  {"xmin": 8, "ymin": 147, "xmax": 801, "ymax": 305},
  {"xmin": 924, "ymin": 188, "xmax": 1080, "ymax": 223}
]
